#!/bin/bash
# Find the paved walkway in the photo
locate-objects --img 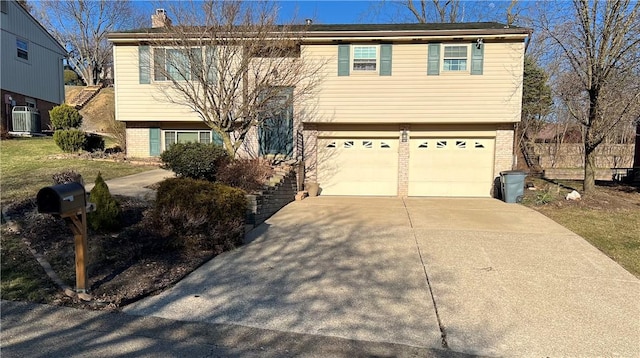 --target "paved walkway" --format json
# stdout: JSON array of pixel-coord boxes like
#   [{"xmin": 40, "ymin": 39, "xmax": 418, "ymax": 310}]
[
  {"xmin": 124, "ymin": 197, "xmax": 640, "ymax": 357},
  {"xmin": 85, "ymin": 169, "xmax": 174, "ymax": 199}
]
